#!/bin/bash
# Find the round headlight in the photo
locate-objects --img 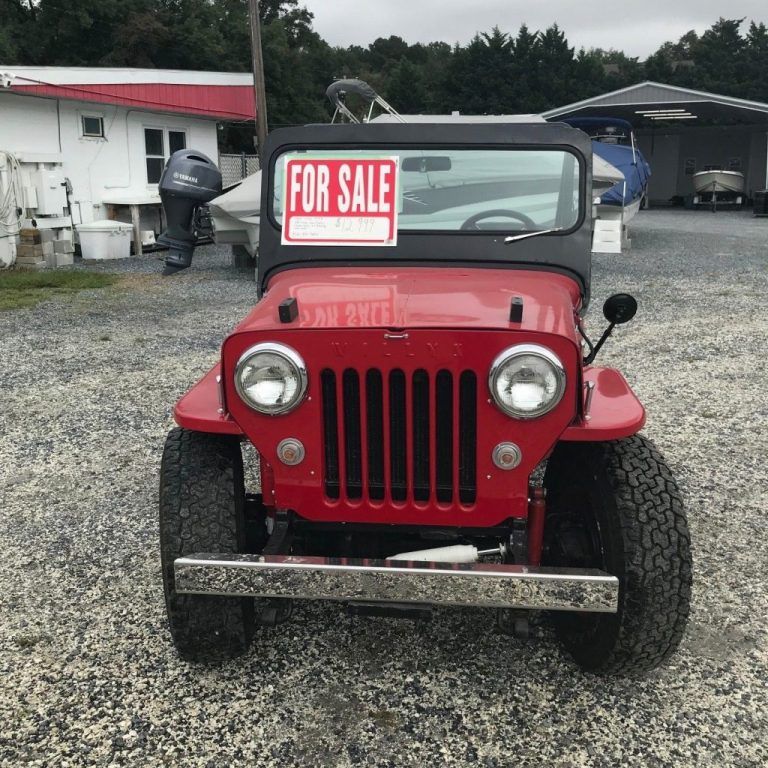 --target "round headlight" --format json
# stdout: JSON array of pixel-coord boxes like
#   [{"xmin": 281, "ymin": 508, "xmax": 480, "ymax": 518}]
[
  {"xmin": 235, "ymin": 342, "xmax": 307, "ymax": 415},
  {"xmin": 489, "ymin": 344, "xmax": 566, "ymax": 419}
]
